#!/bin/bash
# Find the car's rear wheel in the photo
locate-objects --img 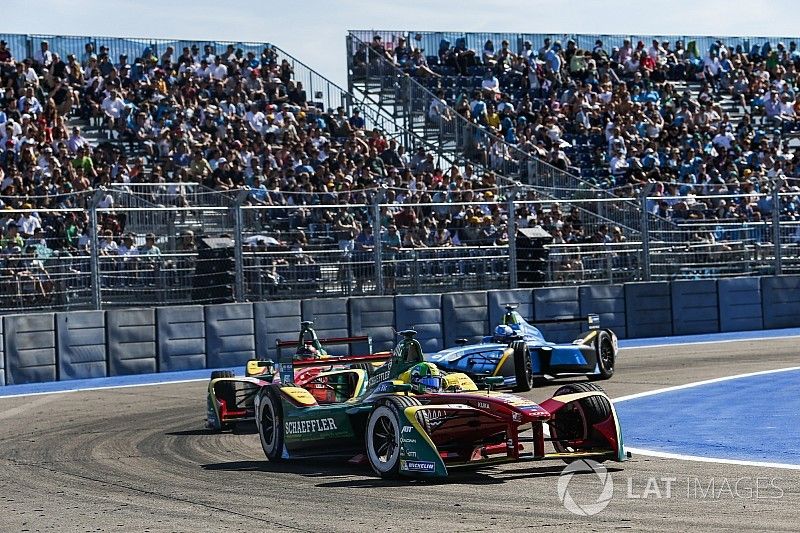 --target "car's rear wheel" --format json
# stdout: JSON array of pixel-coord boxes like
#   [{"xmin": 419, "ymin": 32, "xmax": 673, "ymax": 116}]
[
  {"xmin": 365, "ymin": 396, "xmax": 426, "ymax": 478},
  {"xmin": 549, "ymin": 383, "xmax": 611, "ymax": 462},
  {"xmin": 257, "ymin": 388, "xmax": 284, "ymax": 461},
  {"xmin": 588, "ymin": 332, "xmax": 615, "ymax": 381},
  {"xmin": 511, "ymin": 340, "xmax": 534, "ymax": 392}
]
